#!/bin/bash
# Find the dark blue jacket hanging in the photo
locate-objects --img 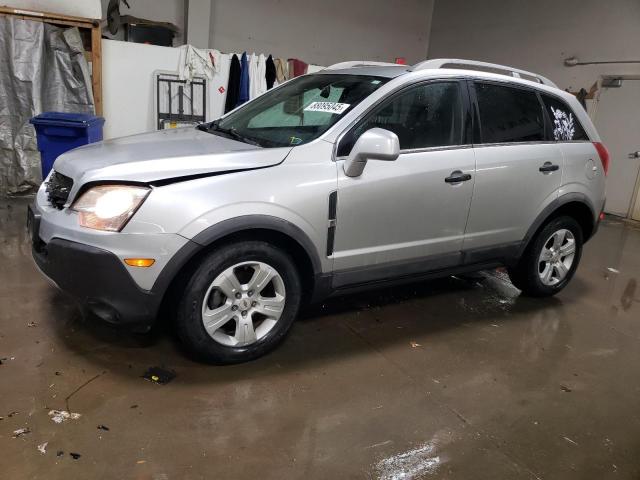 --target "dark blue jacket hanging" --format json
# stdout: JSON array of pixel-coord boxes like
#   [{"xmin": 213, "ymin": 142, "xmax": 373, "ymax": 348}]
[{"xmin": 237, "ymin": 52, "xmax": 250, "ymax": 107}]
